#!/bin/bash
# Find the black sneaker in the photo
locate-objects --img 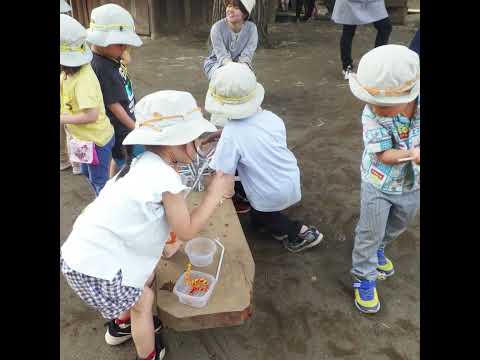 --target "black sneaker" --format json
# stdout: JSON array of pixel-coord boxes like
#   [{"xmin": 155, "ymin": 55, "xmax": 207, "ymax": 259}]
[
  {"xmin": 105, "ymin": 316, "xmax": 162, "ymax": 346},
  {"xmin": 285, "ymin": 226, "xmax": 324, "ymax": 253},
  {"xmin": 136, "ymin": 334, "xmax": 166, "ymax": 360}
]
